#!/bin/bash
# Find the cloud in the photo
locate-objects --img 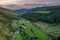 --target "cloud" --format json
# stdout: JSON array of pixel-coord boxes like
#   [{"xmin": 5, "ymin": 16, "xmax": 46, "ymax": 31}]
[
  {"xmin": 0, "ymin": 0, "xmax": 60, "ymax": 5},
  {"xmin": 0, "ymin": 0, "xmax": 60, "ymax": 10},
  {"xmin": 0, "ymin": 0, "xmax": 17, "ymax": 5}
]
